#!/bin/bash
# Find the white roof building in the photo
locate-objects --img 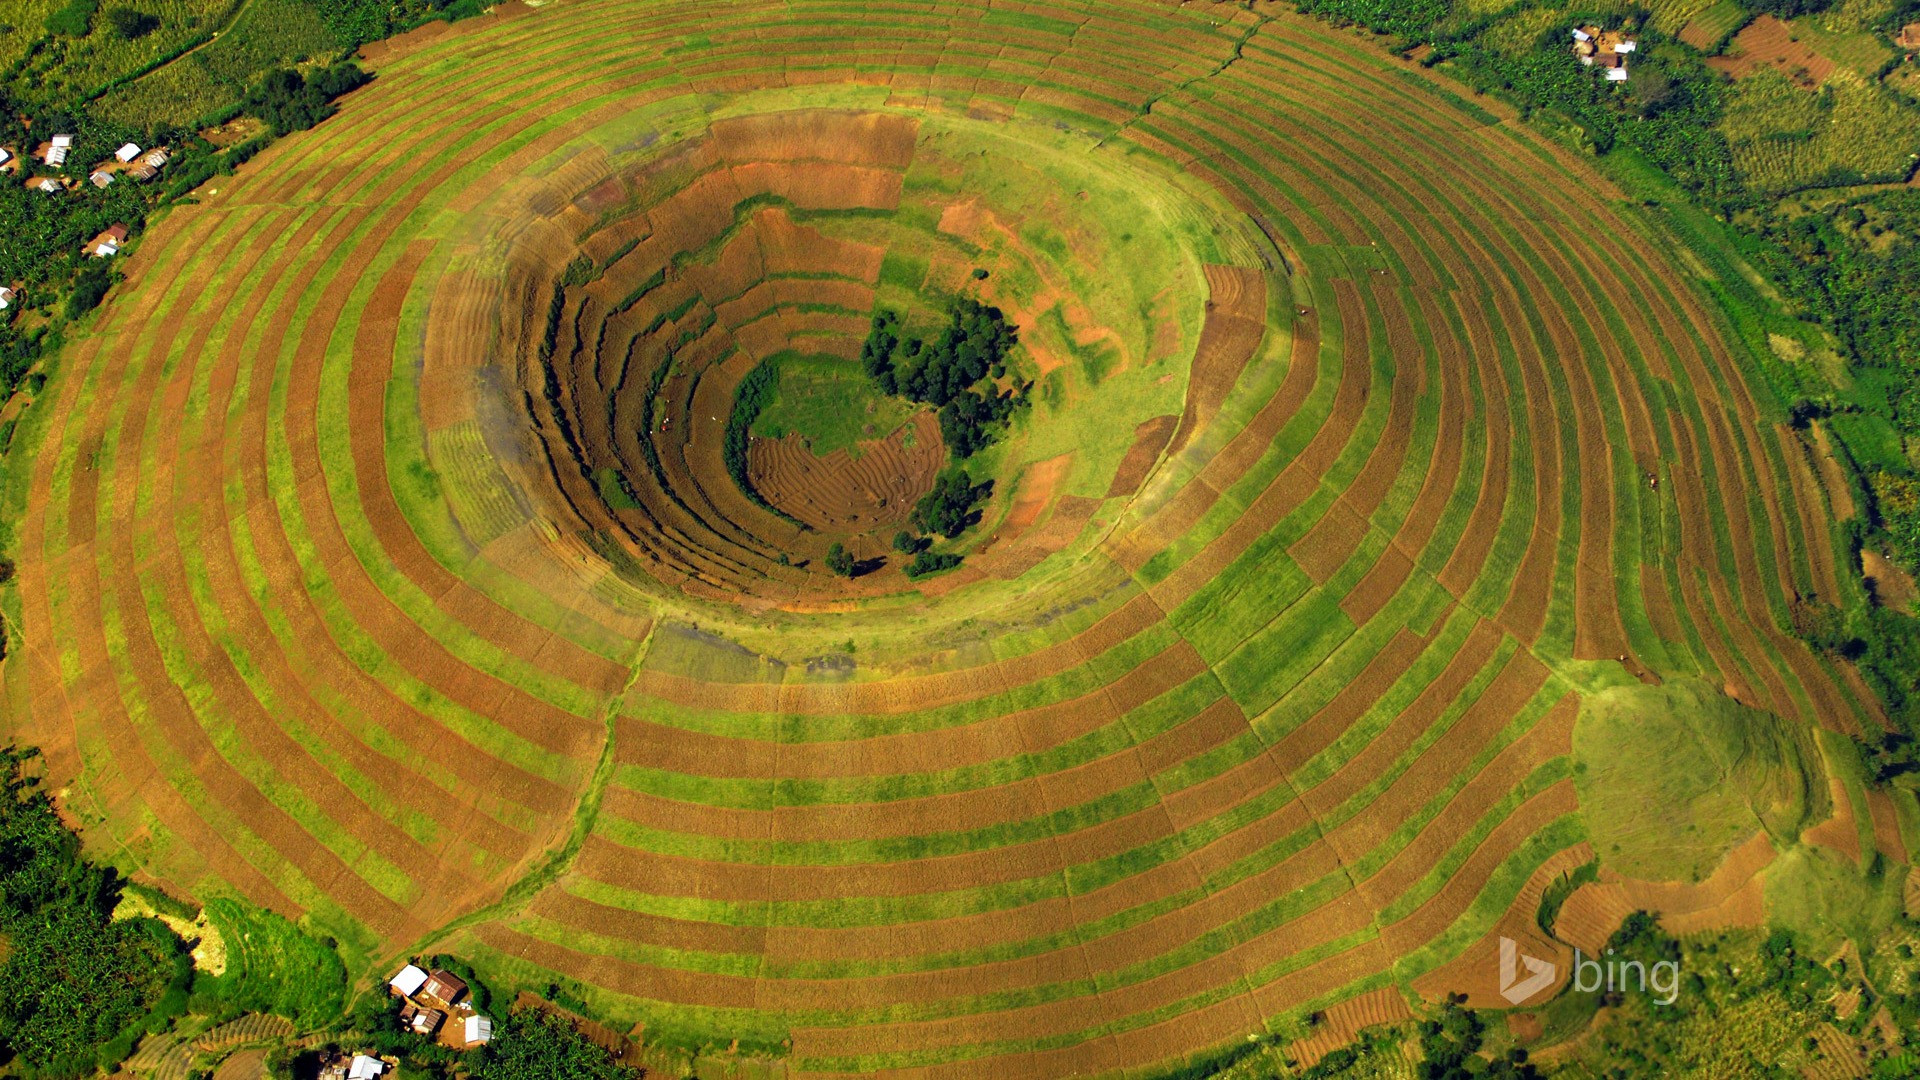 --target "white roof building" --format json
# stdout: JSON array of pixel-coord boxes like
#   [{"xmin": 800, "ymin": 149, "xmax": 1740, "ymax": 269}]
[
  {"xmin": 1571, "ymin": 28, "xmax": 1590, "ymax": 40},
  {"xmin": 388, "ymin": 964, "xmax": 429, "ymax": 996},
  {"xmin": 346, "ymin": 1055, "xmax": 386, "ymax": 1079},
  {"xmin": 114, "ymin": 142, "xmax": 141, "ymax": 162},
  {"xmin": 1606, "ymin": 67, "xmax": 1629, "ymax": 80},
  {"xmin": 35, "ymin": 178, "xmax": 61, "ymax": 193},
  {"xmin": 89, "ymin": 170, "xmax": 114, "ymax": 189},
  {"xmin": 45, "ymin": 145, "xmax": 68, "ymax": 166},
  {"xmin": 0, "ymin": 287, "xmax": 13, "ymax": 309},
  {"xmin": 1614, "ymin": 39, "xmax": 1637, "ymax": 52},
  {"xmin": 92, "ymin": 239, "xmax": 118, "ymax": 258},
  {"xmin": 464, "ymin": 1015, "xmax": 494, "ymax": 1045},
  {"xmin": 50, "ymin": 135, "xmax": 74, "ymax": 147},
  {"xmin": 144, "ymin": 148, "xmax": 169, "ymax": 168},
  {"xmin": 0, "ymin": 148, "xmax": 11, "ymax": 166}
]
